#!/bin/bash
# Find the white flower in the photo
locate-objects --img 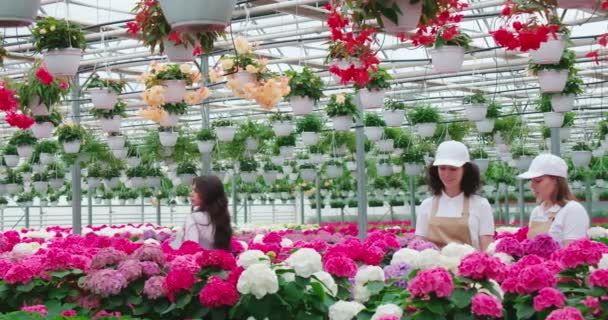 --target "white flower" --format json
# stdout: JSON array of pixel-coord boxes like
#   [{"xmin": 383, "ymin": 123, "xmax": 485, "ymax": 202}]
[
  {"xmin": 416, "ymin": 249, "xmax": 442, "ymax": 270},
  {"xmin": 234, "ymin": 36, "xmax": 252, "ymax": 54},
  {"xmin": 237, "ymin": 263, "xmax": 279, "ymax": 299},
  {"xmin": 441, "ymin": 243, "xmax": 476, "ymax": 260},
  {"xmin": 355, "ymin": 265, "xmax": 385, "ymax": 286},
  {"xmin": 371, "ymin": 304, "xmax": 403, "ymax": 320},
  {"xmin": 493, "ymin": 252, "xmax": 514, "ymax": 264},
  {"xmin": 353, "ymin": 284, "xmax": 371, "ymax": 303},
  {"xmin": 438, "ymin": 256, "xmax": 460, "ymax": 273},
  {"xmin": 285, "ymin": 248, "xmax": 322, "ymax": 278},
  {"xmin": 237, "ymin": 250, "xmax": 269, "ymax": 269},
  {"xmin": 49, "ymin": 25, "xmax": 56, "ymax": 32},
  {"xmin": 598, "ymin": 253, "xmax": 608, "ymax": 269},
  {"xmin": 12, "ymin": 242, "xmax": 41, "ymax": 255},
  {"xmin": 239, "ymin": 240, "xmax": 249, "ymax": 251},
  {"xmin": 588, "ymin": 227, "xmax": 607, "ymax": 239},
  {"xmin": 39, "ymin": 28, "xmax": 47, "ymax": 35},
  {"xmin": 275, "ymin": 265, "xmax": 295, "ymax": 282},
  {"xmin": 280, "ymin": 238, "xmax": 293, "ymax": 248},
  {"xmin": 143, "ymin": 239, "xmax": 160, "ymax": 245},
  {"xmin": 486, "ymin": 240, "xmax": 499, "ymax": 255},
  {"xmin": 253, "ymin": 234, "xmax": 265, "ymax": 244},
  {"xmin": 220, "ymin": 58, "xmax": 235, "ymax": 71},
  {"xmin": 495, "ymin": 226, "xmax": 520, "ymax": 234},
  {"xmin": 390, "ymin": 248, "xmax": 419, "ymax": 267},
  {"xmin": 23, "ymin": 230, "xmax": 55, "ymax": 239},
  {"xmin": 329, "ymin": 301, "xmax": 365, "ymax": 320},
  {"xmin": 311, "ymin": 271, "xmax": 338, "ymax": 296}
]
